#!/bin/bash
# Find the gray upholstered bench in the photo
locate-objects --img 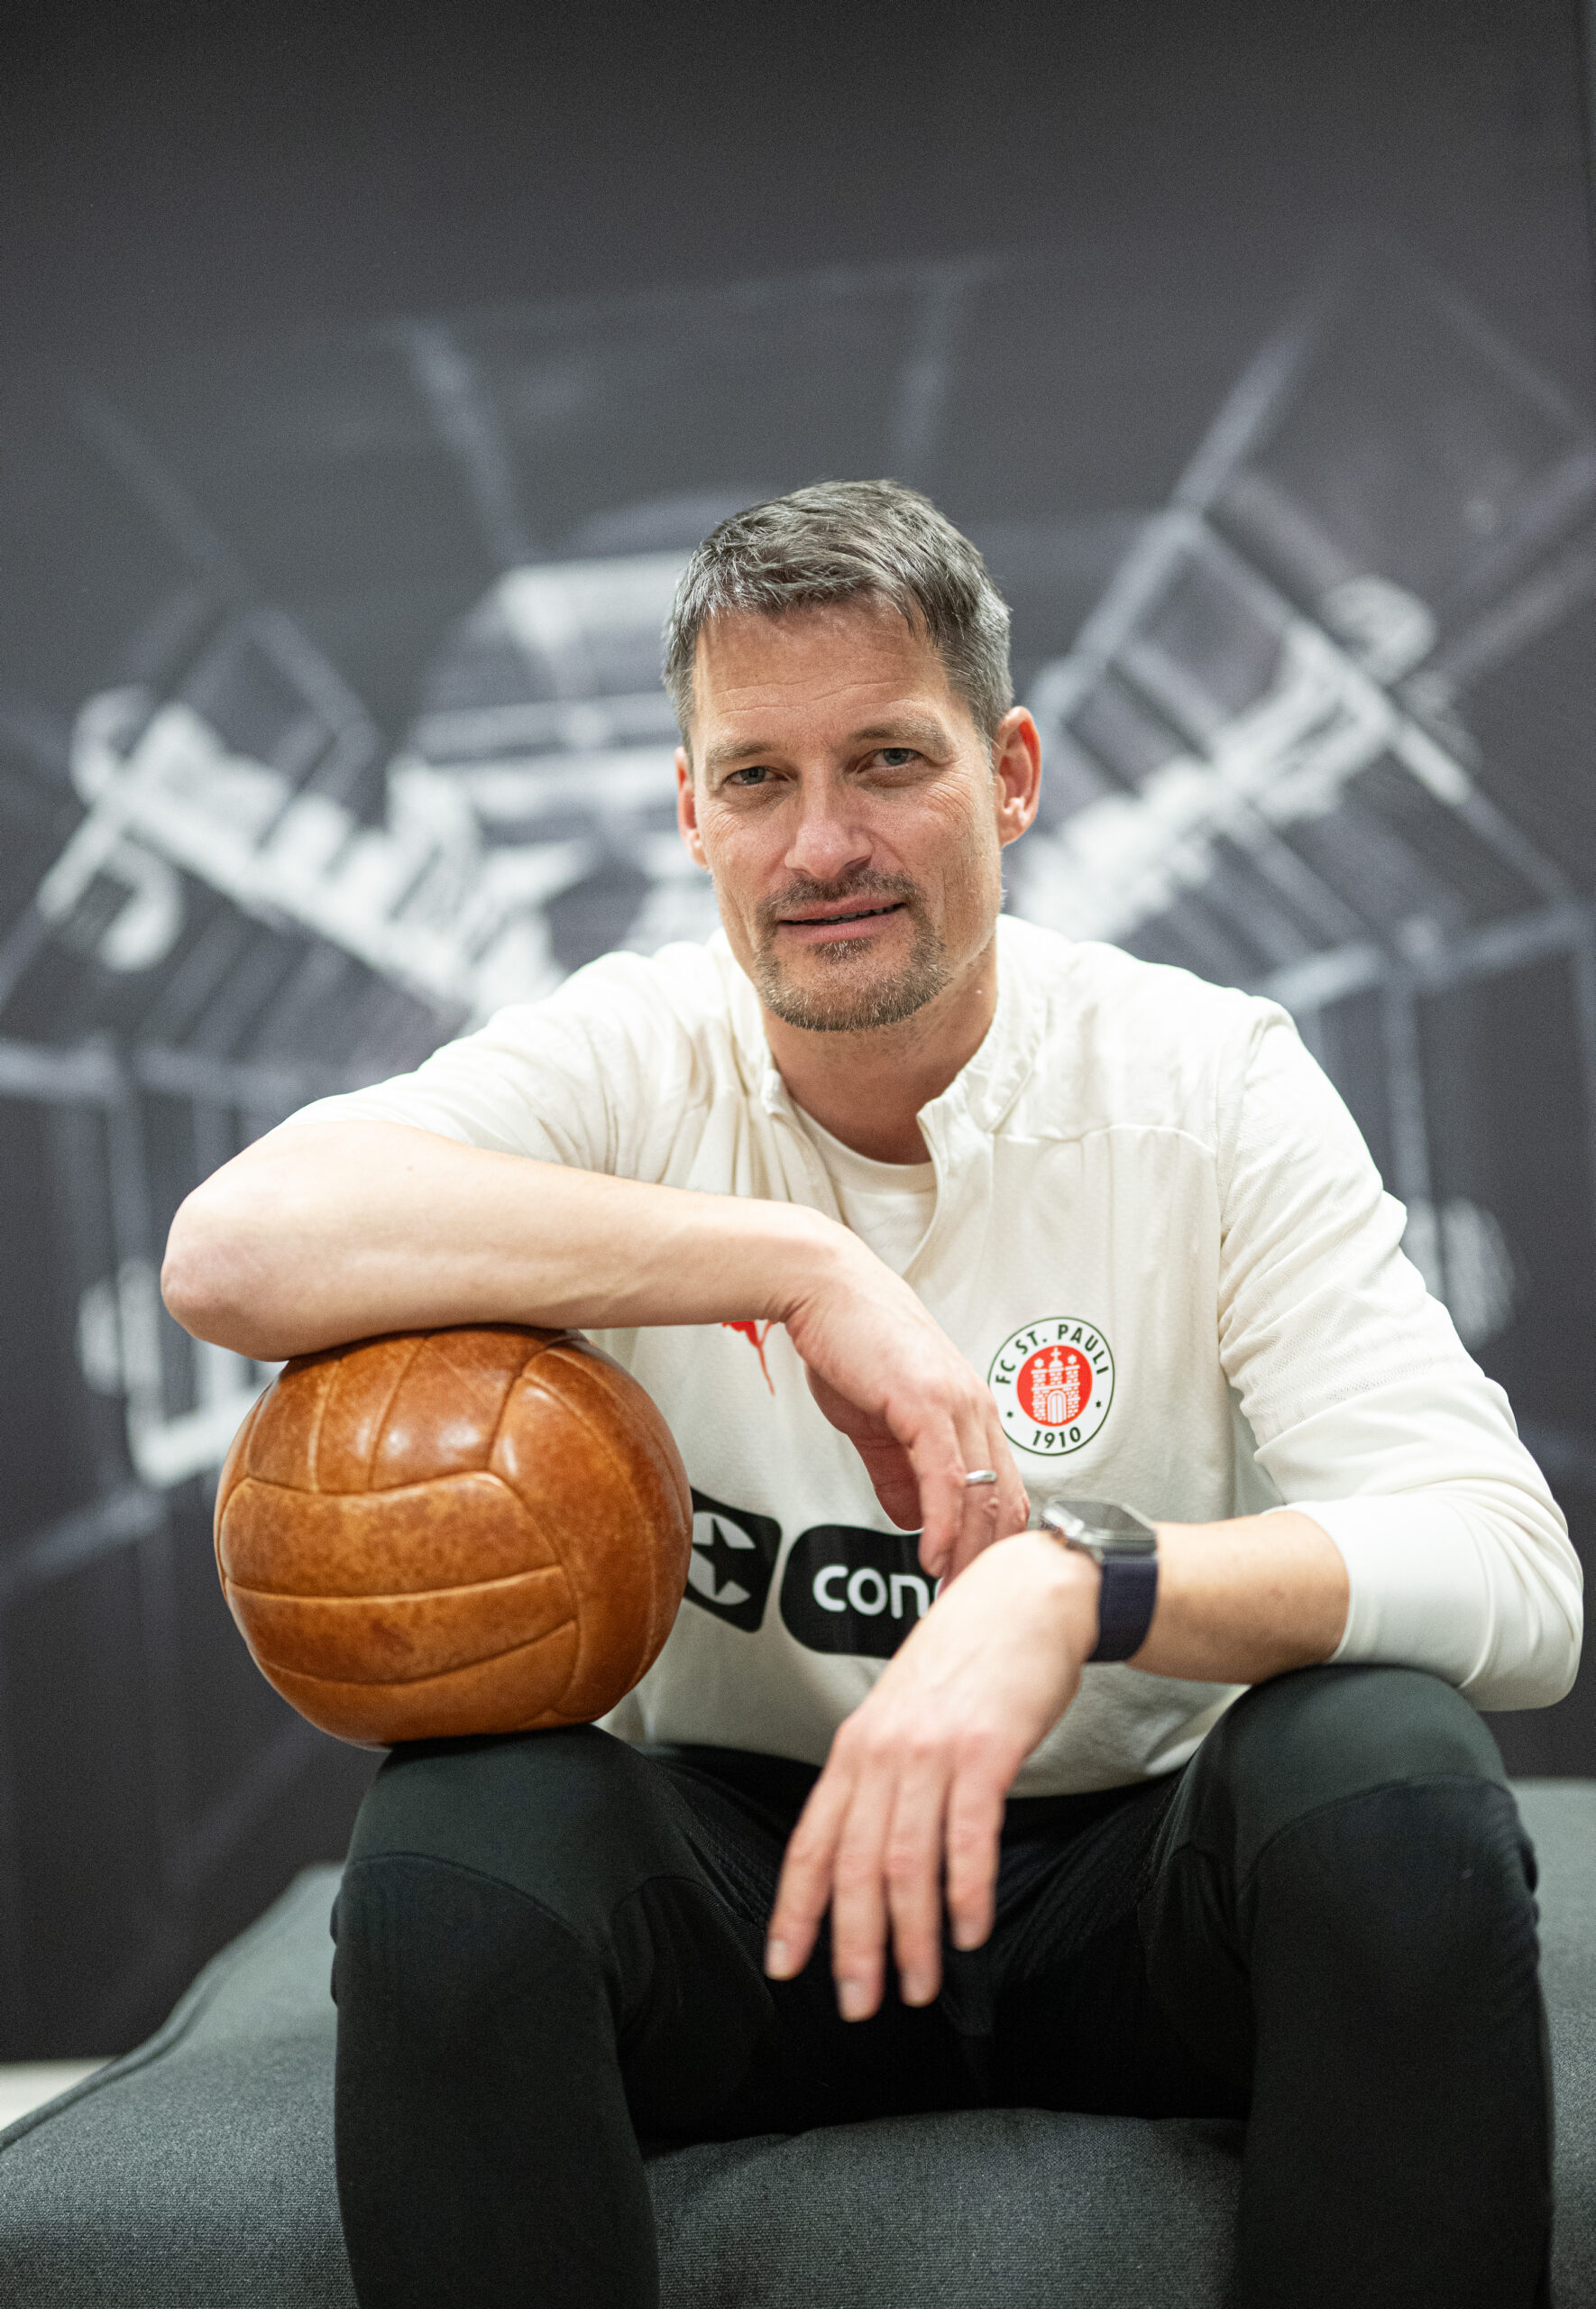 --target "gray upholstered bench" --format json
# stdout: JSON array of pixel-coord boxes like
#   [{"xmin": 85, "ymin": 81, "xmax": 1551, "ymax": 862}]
[{"xmin": 3, "ymin": 1781, "xmax": 1593, "ymax": 2307}]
